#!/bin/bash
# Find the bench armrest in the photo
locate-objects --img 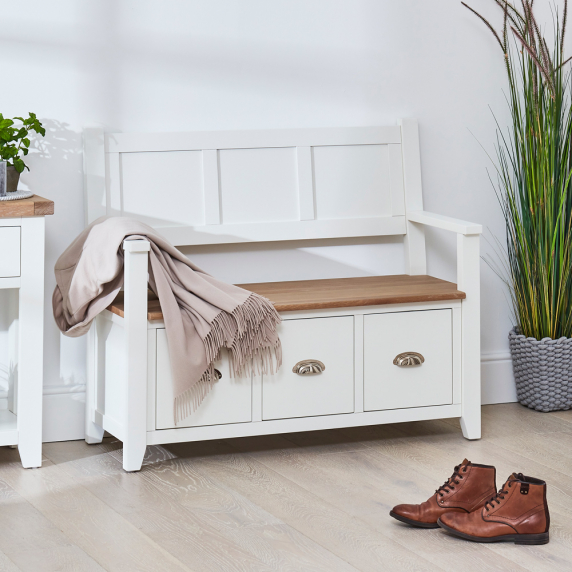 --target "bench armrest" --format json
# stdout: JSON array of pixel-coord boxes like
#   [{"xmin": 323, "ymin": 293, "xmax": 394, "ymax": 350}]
[
  {"xmin": 407, "ymin": 211, "xmax": 482, "ymax": 235},
  {"xmin": 405, "ymin": 209, "xmax": 481, "ymax": 438}
]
